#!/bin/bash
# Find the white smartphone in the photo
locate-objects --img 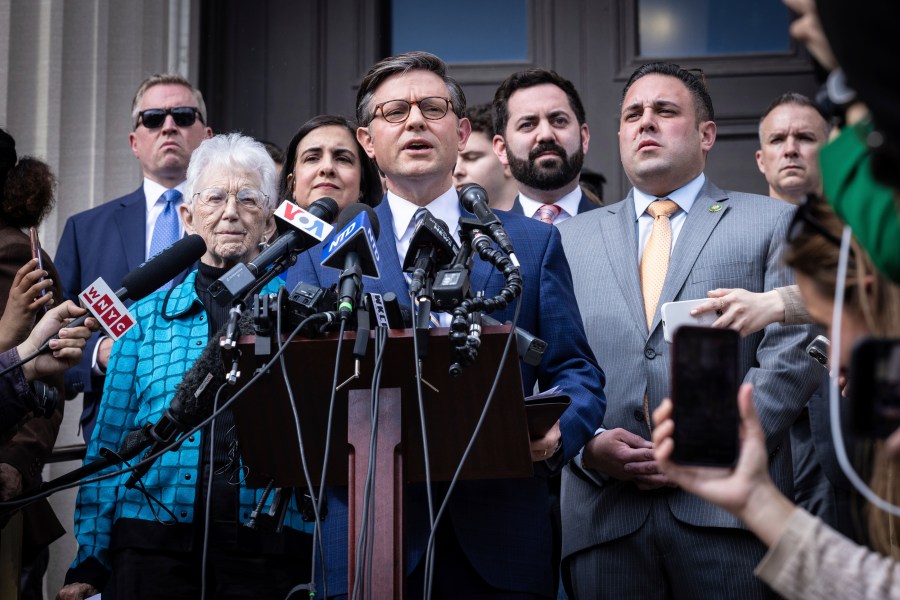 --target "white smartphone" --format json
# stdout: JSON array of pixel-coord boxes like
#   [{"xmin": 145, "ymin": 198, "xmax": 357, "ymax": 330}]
[{"xmin": 661, "ymin": 298, "xmax": 717, "ymax": 343}]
